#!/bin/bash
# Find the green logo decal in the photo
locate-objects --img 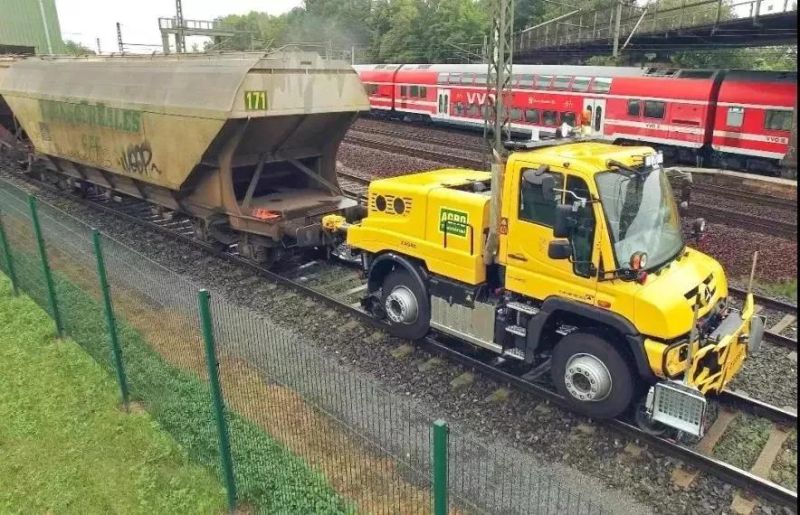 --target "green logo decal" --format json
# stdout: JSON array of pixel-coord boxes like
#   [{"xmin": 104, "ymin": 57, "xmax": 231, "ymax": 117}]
[
  {"xmin": 39, "ymin": 99, "xmax": 141, "ymax": 133},
  {"xmin": 439, "ymin": 207, "xmax": 469, "ymax": 237}
]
